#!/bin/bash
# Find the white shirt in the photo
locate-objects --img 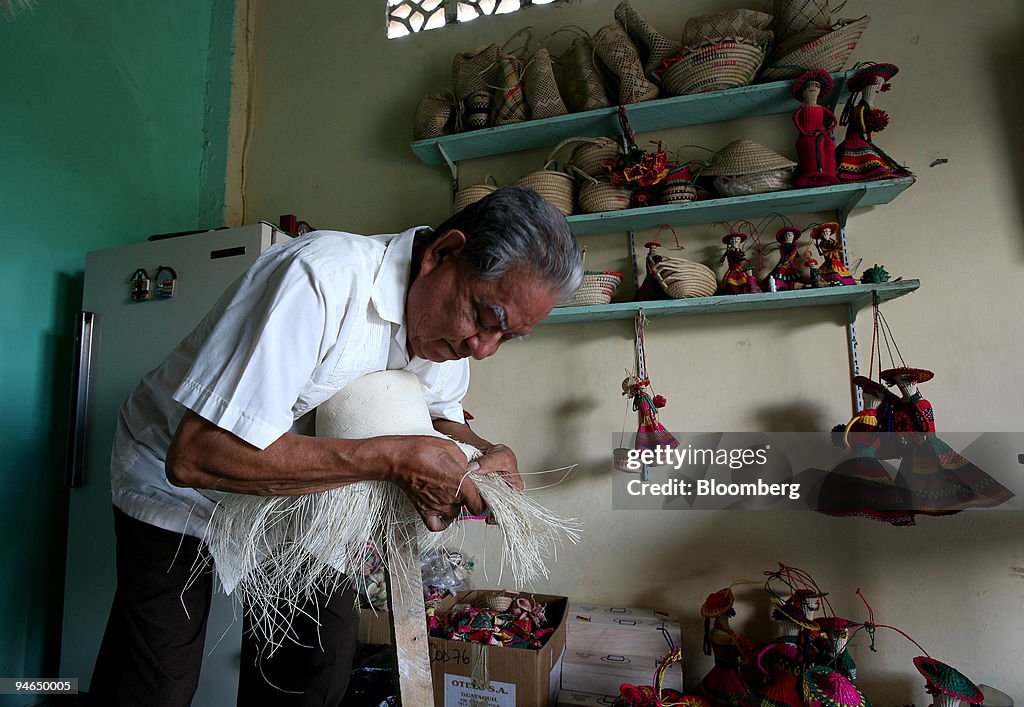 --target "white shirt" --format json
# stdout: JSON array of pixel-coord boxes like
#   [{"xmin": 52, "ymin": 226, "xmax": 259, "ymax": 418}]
[{"xmin": 110, "ymin": 228, "xmax": 470, "ymax": 540}]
